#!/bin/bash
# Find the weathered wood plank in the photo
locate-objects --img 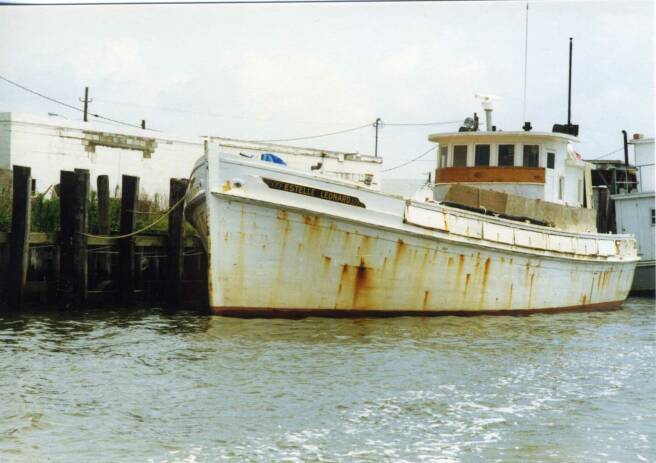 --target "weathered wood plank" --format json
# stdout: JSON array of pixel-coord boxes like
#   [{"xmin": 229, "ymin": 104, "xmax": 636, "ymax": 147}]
[
  {"xmin": 7, "ymin": 165, "xmax": 31, "ymax": 310},
  {"xmin": 73, "ymin": 169, "xmax": 89, "ymax": 306},
  {"xmin": 166, "ymin": 178, "xmax": 188, "ymax": 308},
  {"xmin": 436, "ymin": 166, "xmax": 545, "ymax": 184},
  {"xmin": 118, "ymin": 175, "xmax": 139, "ymax": 305},
  {"xmin": 59, "ymin": 170, "xmax": 75, "ymax": 302},
  {"xmin": 96, "ymin": 175, "xmax": 111, "ymax": 280}
]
